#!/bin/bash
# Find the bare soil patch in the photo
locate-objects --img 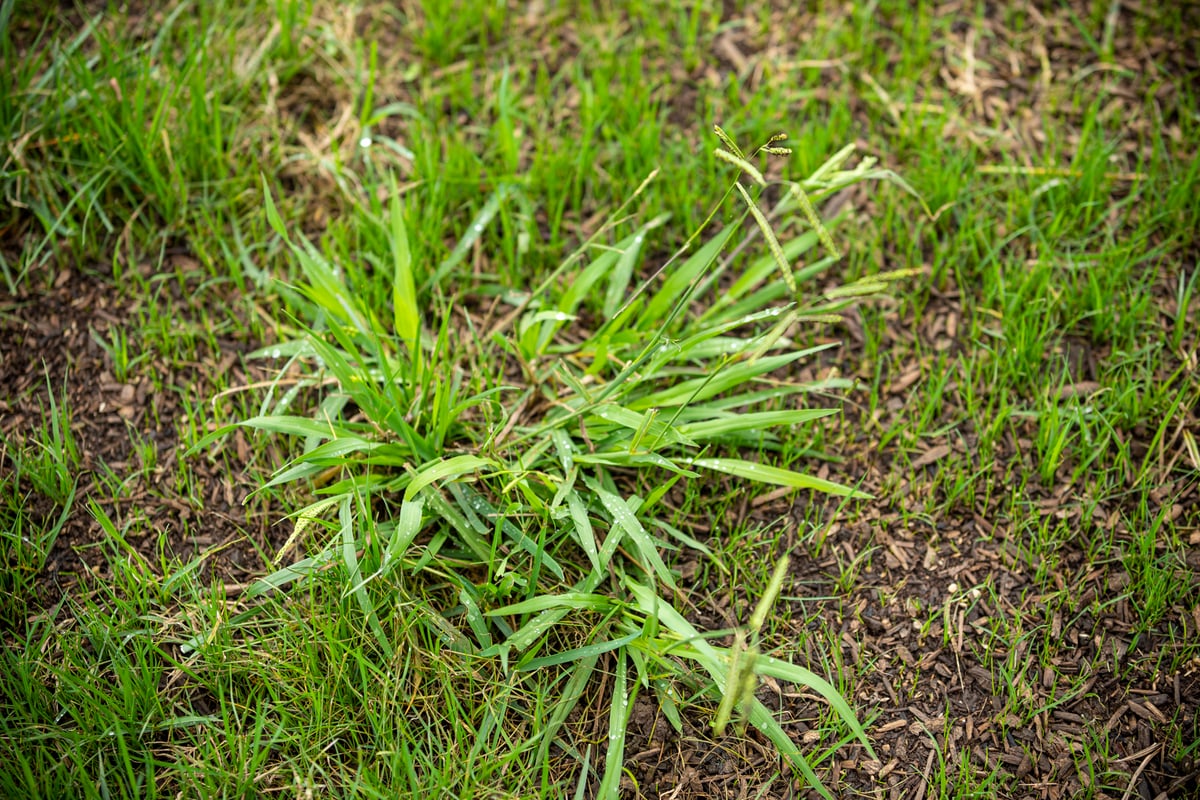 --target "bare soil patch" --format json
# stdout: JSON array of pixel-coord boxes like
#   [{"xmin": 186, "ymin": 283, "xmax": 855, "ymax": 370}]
[{"xmin": 0, "ymin": 262, "xmax": 287, "ymax": 616}]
